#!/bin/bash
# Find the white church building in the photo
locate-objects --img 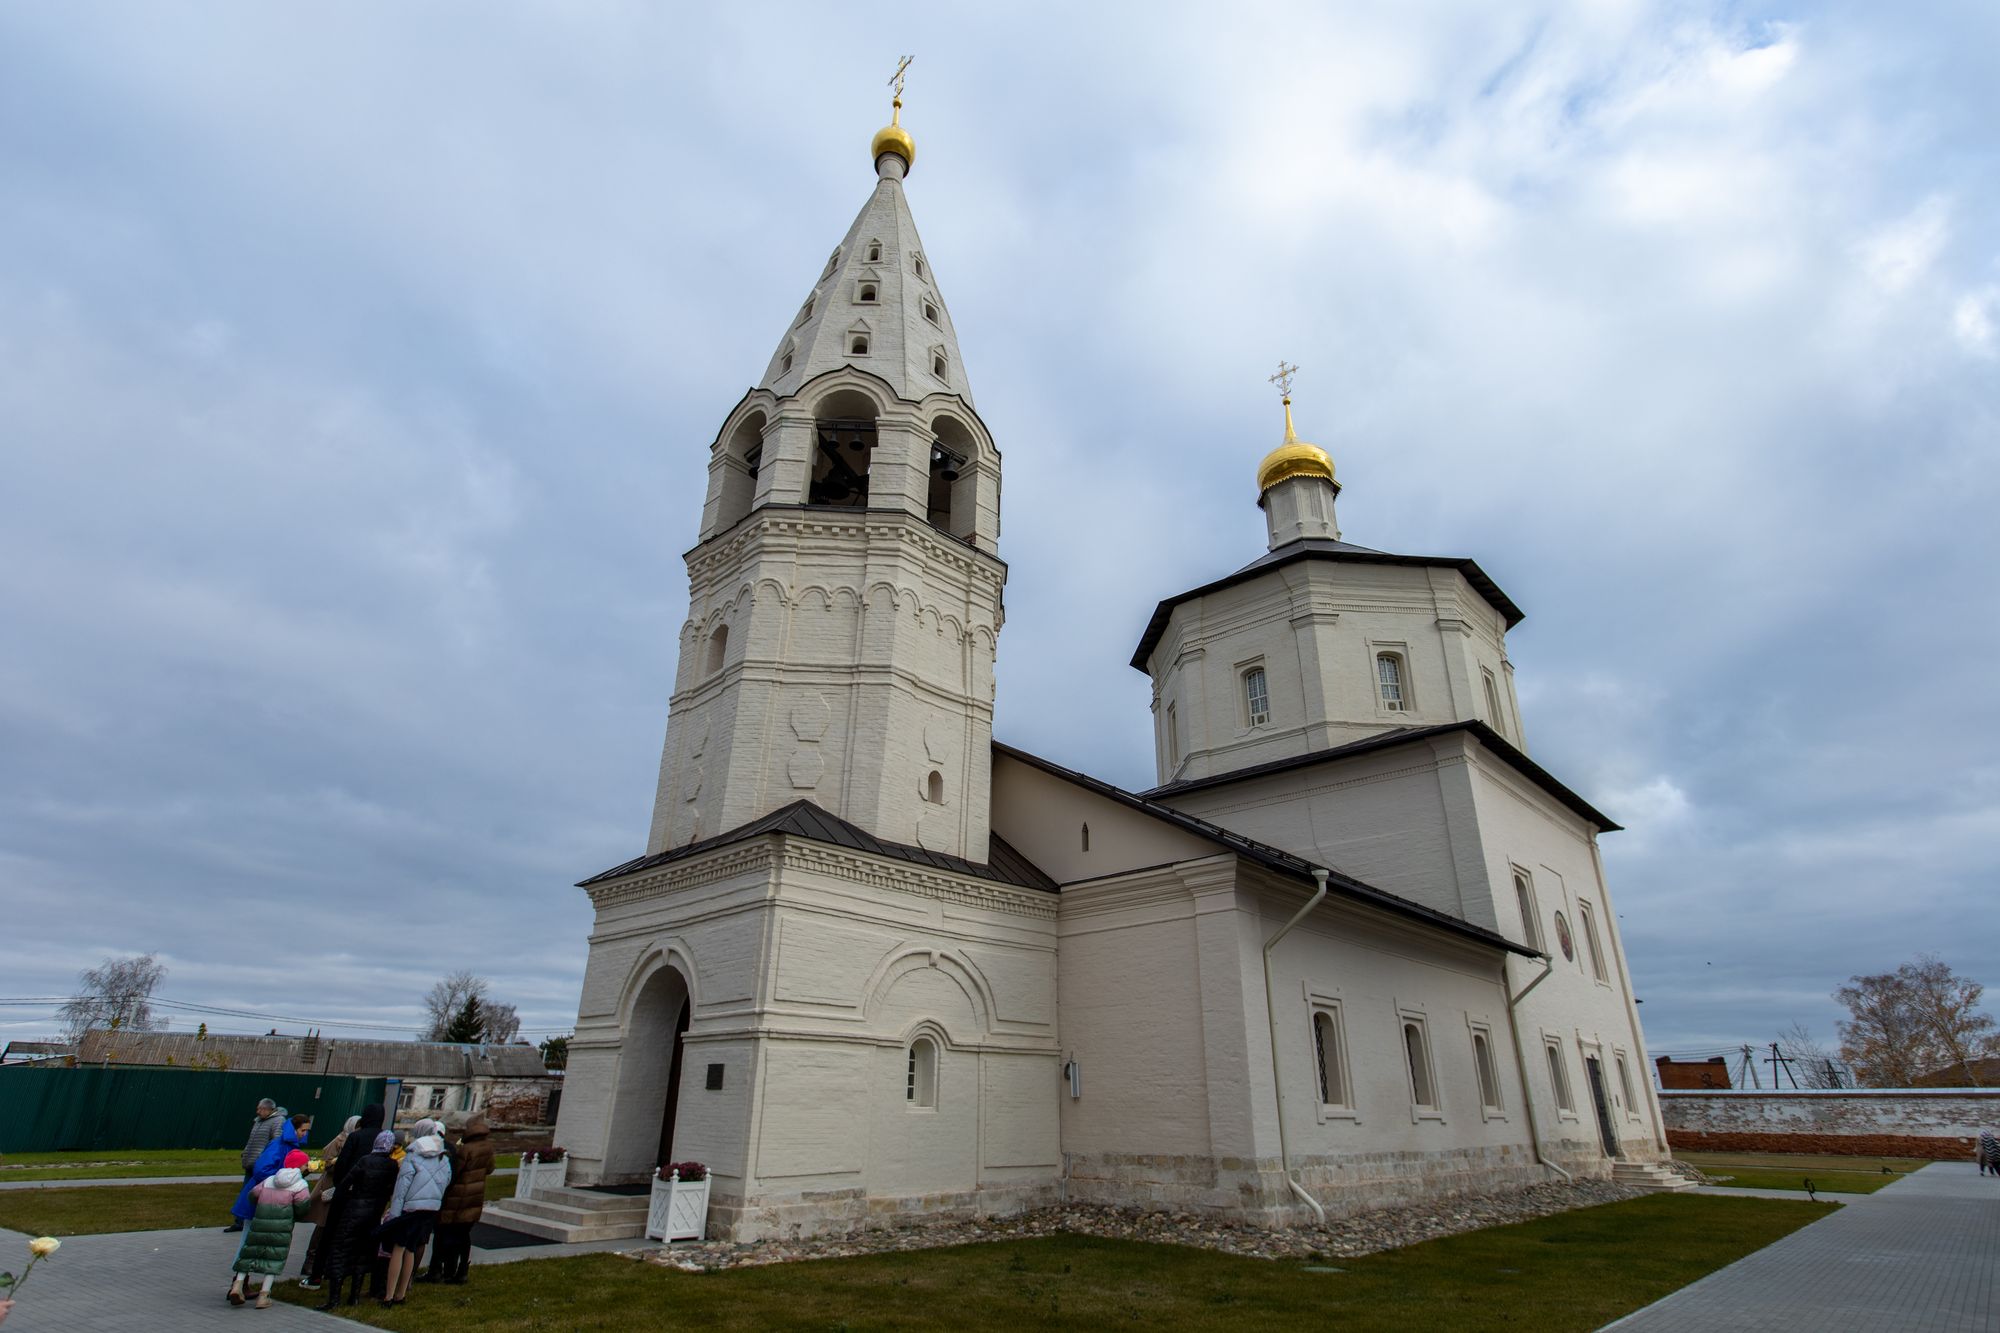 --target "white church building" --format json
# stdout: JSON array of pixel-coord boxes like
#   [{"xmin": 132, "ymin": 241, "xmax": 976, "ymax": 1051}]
[{"xmin": 542, "ymin": 94, "xmax": 1670, "ymax": 1242}]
